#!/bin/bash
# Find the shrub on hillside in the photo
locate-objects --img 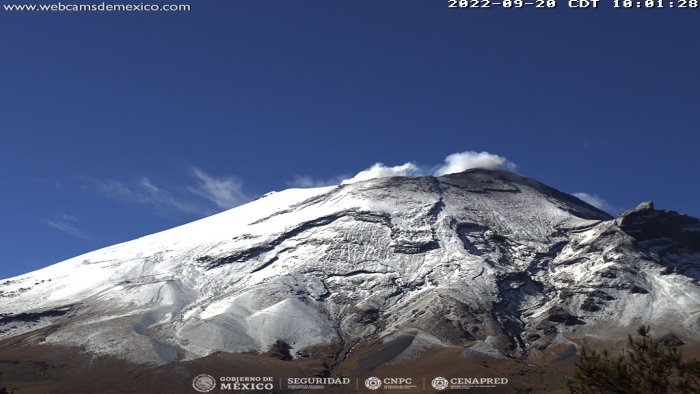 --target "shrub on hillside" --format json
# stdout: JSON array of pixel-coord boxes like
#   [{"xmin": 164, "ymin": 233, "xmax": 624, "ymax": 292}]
[{"xmin": 569, "ymin": 326, "xmax": 700, "ymax": 394}]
